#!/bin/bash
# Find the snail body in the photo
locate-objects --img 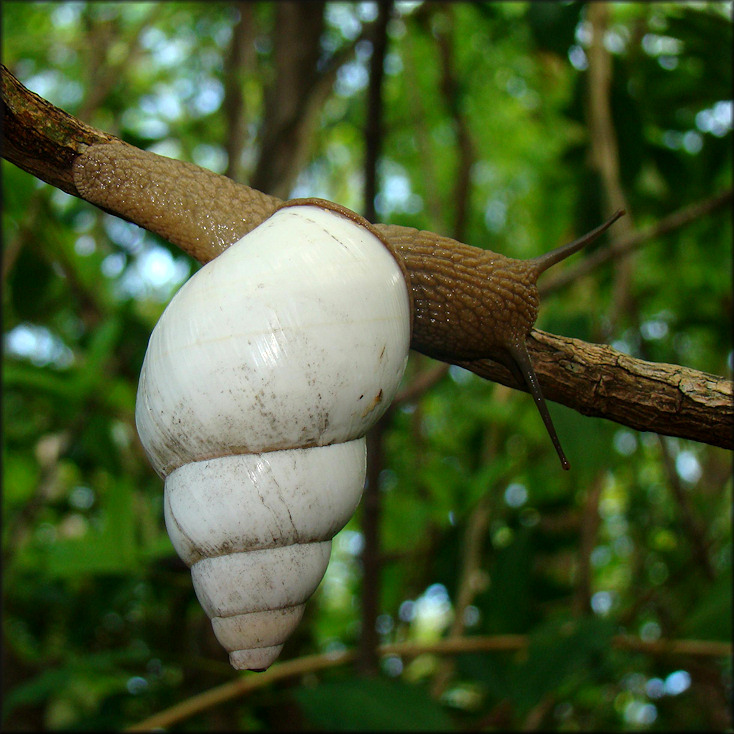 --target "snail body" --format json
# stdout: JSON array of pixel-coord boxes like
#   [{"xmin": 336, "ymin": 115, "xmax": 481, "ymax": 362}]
[
  {"xmin": 78, "ymin": 144, "xmax": 622, "ymax": 470},
  {"xmin": 135, "ymin": 201, "xmax": 411, "ymax": 670}
]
